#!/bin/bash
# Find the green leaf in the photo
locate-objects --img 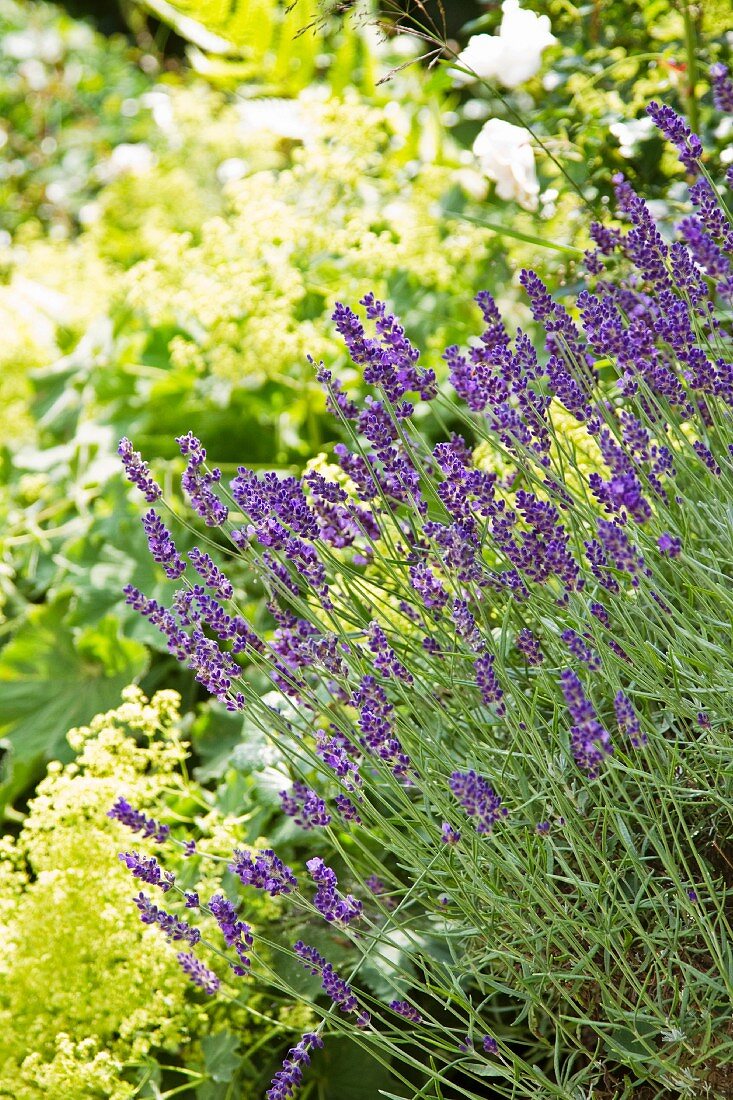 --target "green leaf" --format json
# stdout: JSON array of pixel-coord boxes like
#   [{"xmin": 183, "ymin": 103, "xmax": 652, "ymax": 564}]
[
  {"xmin": 201, "ymin": 1030, "xmax": 242, "ymax": 1083},
  {"xmin": 0, "ymin": 597, "xmax": 148, "ymax": 816},
  {"xmin": 135, "ymin": 0, "xmax": 277, "ymax": 55}
]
